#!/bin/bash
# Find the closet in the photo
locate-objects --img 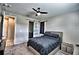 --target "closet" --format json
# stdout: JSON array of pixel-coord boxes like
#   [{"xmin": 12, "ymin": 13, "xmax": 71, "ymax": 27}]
[{"xmin": 4, "ymin": 16, "xmax": 15, "ymax": 46}]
